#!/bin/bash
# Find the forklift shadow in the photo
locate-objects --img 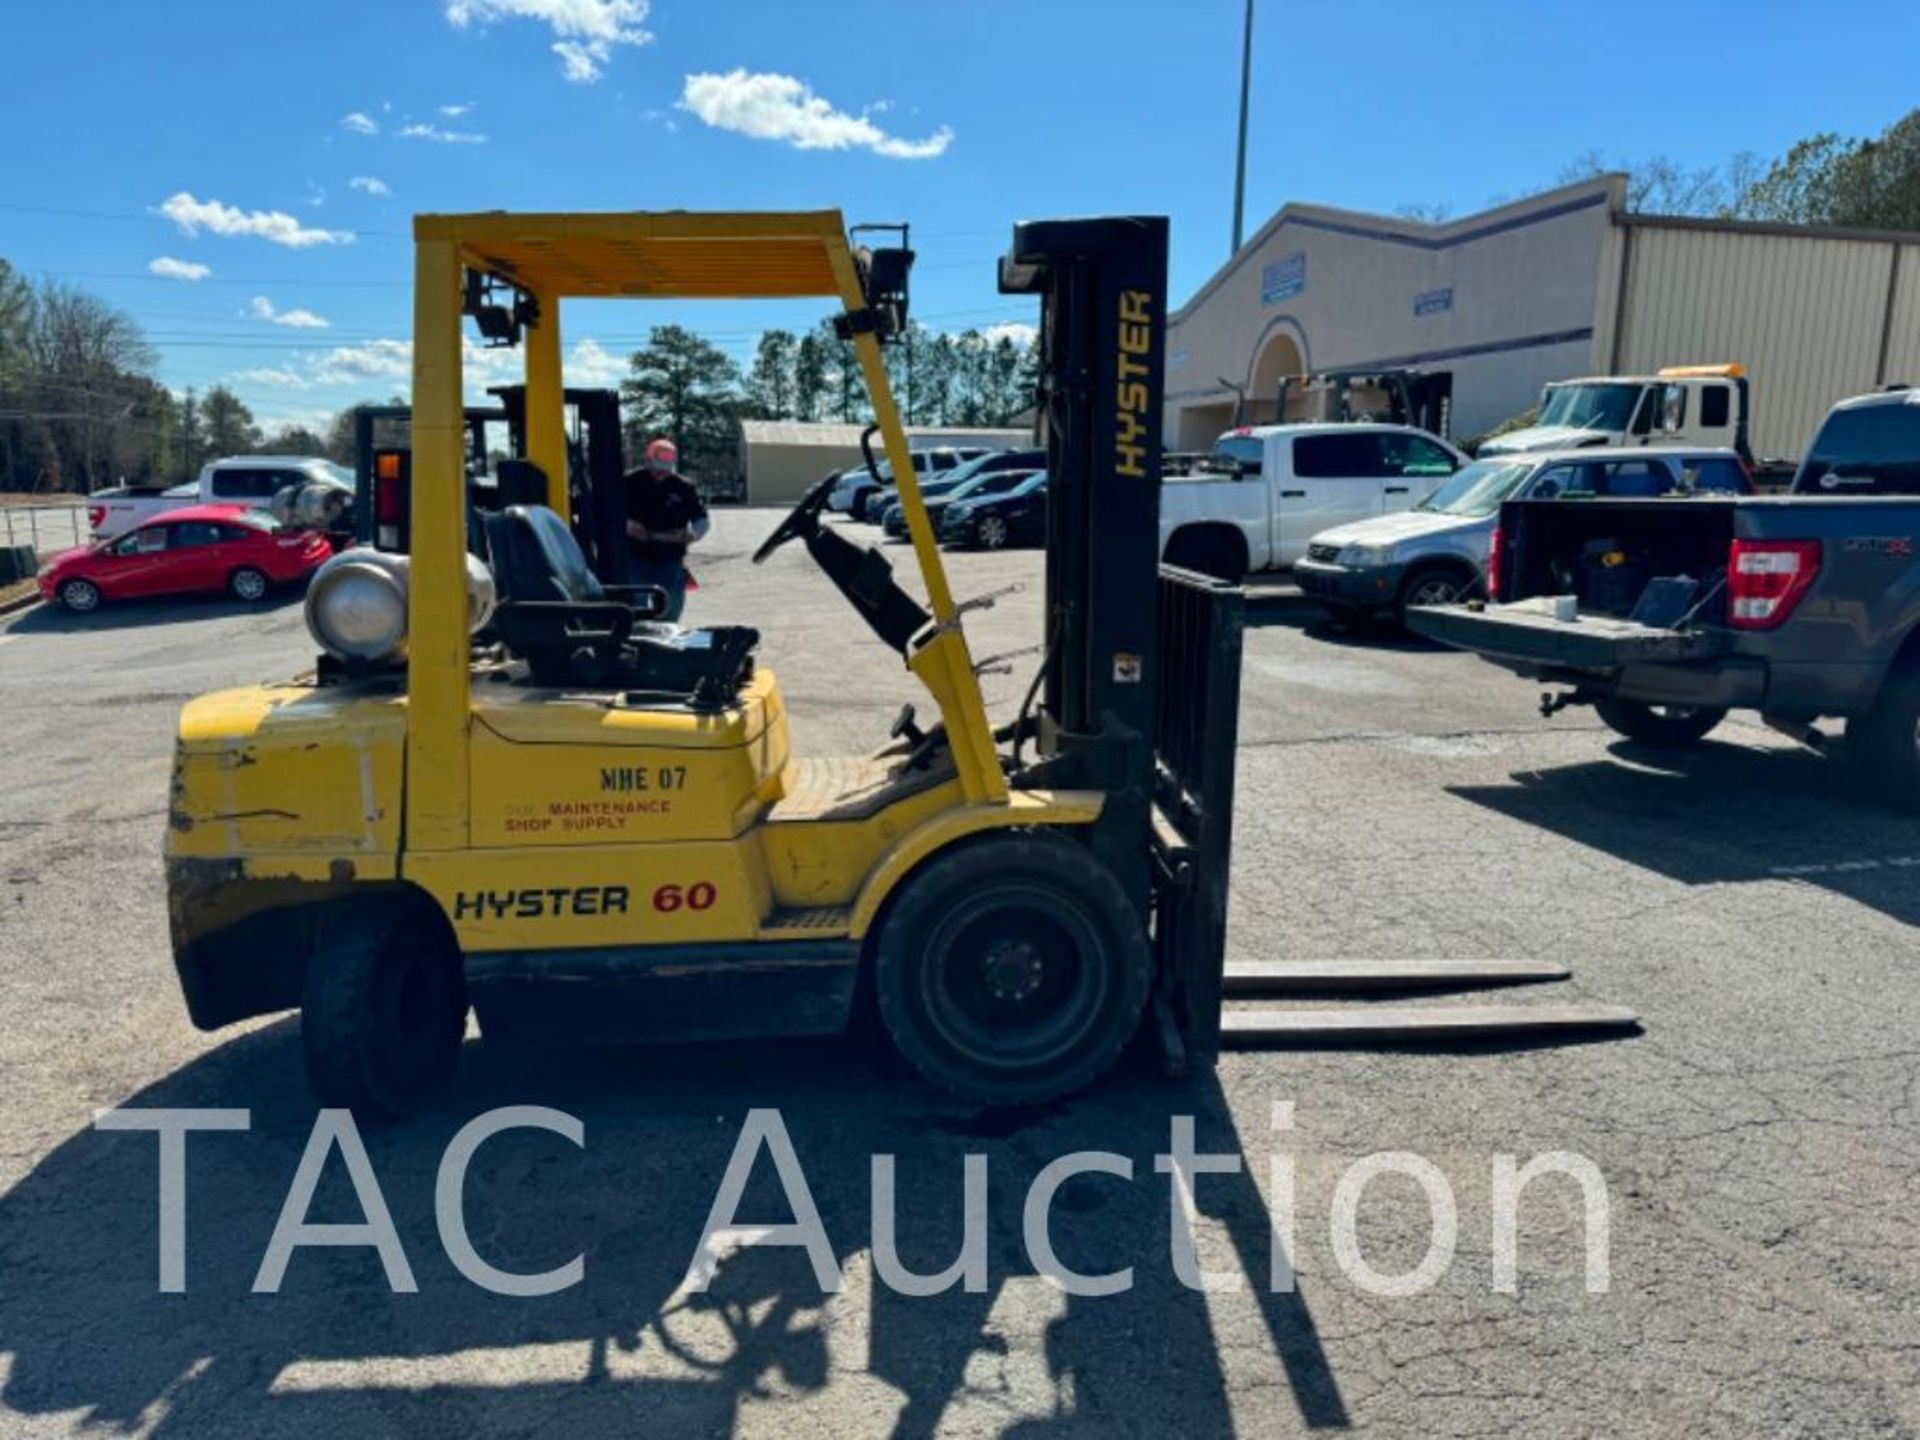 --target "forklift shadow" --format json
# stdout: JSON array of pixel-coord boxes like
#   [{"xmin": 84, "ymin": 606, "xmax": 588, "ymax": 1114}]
[
  {"xmin": 6, "ymin": 589, "xmax": 305, "ymax": 634},
  {"xmin": 1447, "ymin": 741, "xmax": 1920, "ymax": 925},
  {"xmin": 0, "ymin": 1023, "xmax": 1350, "ymax": 1436}
]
